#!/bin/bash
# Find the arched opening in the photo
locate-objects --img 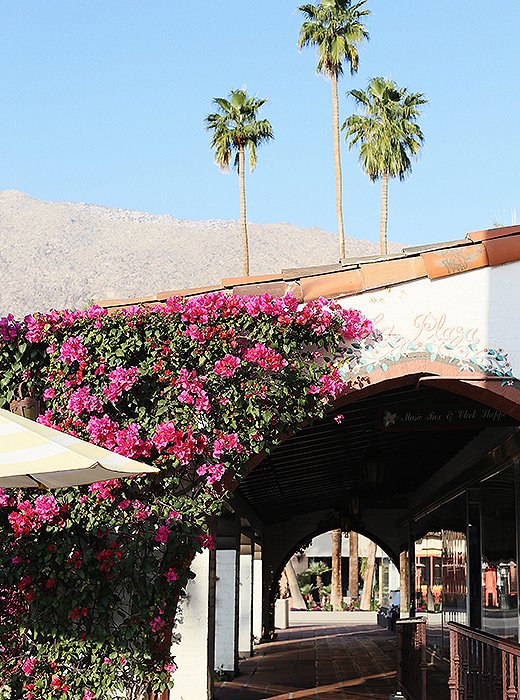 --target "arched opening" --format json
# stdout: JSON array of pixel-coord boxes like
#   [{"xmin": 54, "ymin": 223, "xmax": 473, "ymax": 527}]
[{"xmin": 214, "ymin": 371, "xmax": 520, "ymax": 699}]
